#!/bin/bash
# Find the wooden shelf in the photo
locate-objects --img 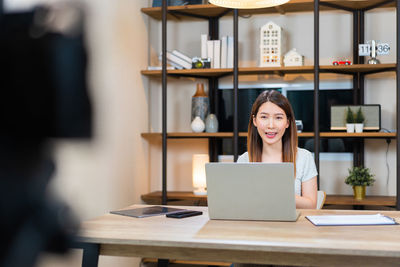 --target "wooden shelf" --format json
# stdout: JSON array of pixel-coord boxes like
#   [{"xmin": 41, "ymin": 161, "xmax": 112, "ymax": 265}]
[
  {"xmin": 141, "ymin": 64, "xmax": 396, "ymax": 78},
  {"xmin": 141, "ymin": 132, "xmax": 396, "ymax": 139},
  {"xmin": 141, "ymin": 1, "xmax": 395, "ymax": 20},
  {"xmin": 141, "ymin": 191, "xmax": 396, "ymax": 207}
]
